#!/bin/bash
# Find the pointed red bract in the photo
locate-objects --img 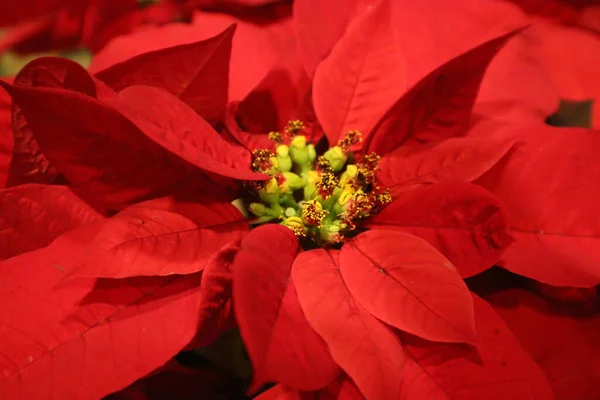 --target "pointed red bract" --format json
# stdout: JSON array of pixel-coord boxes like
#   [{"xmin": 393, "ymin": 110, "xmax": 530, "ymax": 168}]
[
  {"xmin": 475, "ymin": 123, "xmax": 600, "ymax": 287},
  {"xmin": 66, "ymin": 201, "xmax": 247, "ymax": 279},
  {"xmin": 110, "ymin": 85, "xmax": 264, "ymax": 181},
  {"xmin": 486, "ymin": 288, "xmax": 600, "ymax": 400},
  {"xmin": 400, "ymin": 294, "xmax": 554, "ymax": 400},
  {"xmin": 293, "ymin": 0, "xmax": 368, "ymax": 76},
  {"xmin": 233, "ymin": 225, "xmax": 339, "ymax": 392},
  {"xmin": 341, "ymin": 230, "xmax": 477, "ymax": 344},
  {"xmin": 0, "ymin": 184, "xmax": 103, "ymax": 260},
  {"xmin": 95, "ymin": 25, "xmax": 235, "ymax": 124},
  {"xmin": 190, "ymin": 244, "xmax": 238, "ymax": 348},
  {"xmin": 9, "ymin": 57, "xmax": 98, "ymax": 186},
  {"xmin": 292, "ymin": 249, "xmax": 404, "ymax": 400},
  {"xmin": 312, "ymin": 0, "xmax": 407, "ymax": 146},
  {"xmin": 0, "ymin": 82, "xmax": 244, "ymax": 210},
  {"xmin": 366, "ymin": 182, "xmax": 512, "ymax": 278},
  {"xmin": 0, "ymin": 223, "xmax": 205, "ymax": 400},
  {"xmin": 378, "ymin": 135, "xmax": 516, "ymax": 197},
  {"xmin": 365, "ymin": 29, "xmax": 521, "ymax": 154}
]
